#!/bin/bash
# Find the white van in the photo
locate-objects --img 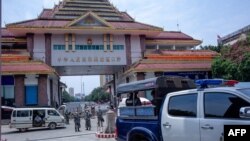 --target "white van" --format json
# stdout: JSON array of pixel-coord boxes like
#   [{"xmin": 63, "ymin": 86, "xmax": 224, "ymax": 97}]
[{"xmin": 9, "ymin": 107, "xmax": 65, "ymax": 132}]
